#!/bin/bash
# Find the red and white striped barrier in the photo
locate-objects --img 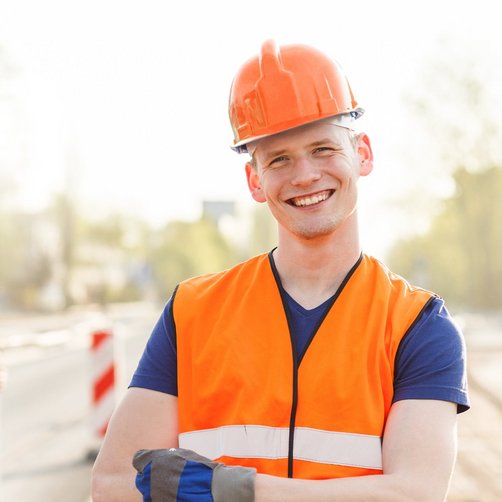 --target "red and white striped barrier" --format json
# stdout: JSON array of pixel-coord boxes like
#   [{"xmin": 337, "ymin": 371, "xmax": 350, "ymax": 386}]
[{"xmin": 90, "ymin": 329, "xmax": 116, "ymax": 439}]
